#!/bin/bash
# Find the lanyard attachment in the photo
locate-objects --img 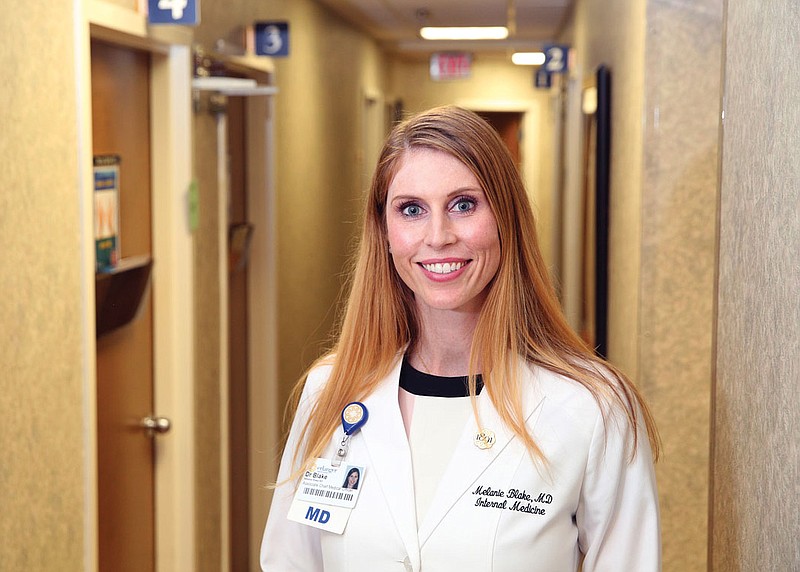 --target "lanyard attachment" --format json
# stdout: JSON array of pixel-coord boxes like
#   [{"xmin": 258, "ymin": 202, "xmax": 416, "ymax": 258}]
[{"xmin": 332, "ymin": 434, "xmax": 350, "ymax": 467}]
